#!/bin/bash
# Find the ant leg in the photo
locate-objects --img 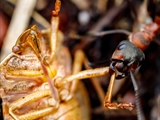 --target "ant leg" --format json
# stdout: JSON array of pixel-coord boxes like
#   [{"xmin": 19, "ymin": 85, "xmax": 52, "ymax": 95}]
[
  {"xmin": 104, "ymin": 73, "xmax": 134, "ymax": 111},
  {"xmin": 9, "ymin": 90, "xmax": 58, "ymax": 120}
]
